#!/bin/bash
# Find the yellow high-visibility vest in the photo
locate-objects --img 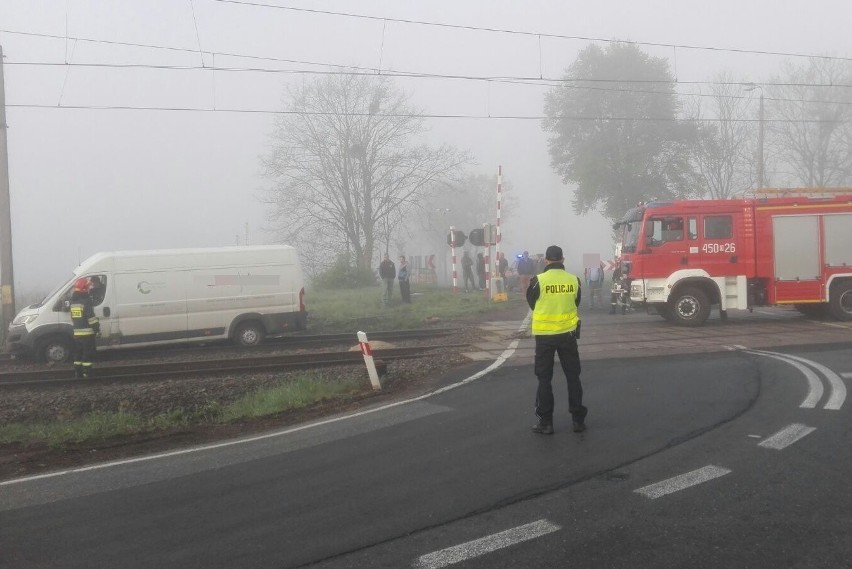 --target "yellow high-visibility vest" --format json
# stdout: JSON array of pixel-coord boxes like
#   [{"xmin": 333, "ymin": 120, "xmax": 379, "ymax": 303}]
[{"xmin": 531, "ymin": 269, "xmax": 580, "ymax": 335}]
